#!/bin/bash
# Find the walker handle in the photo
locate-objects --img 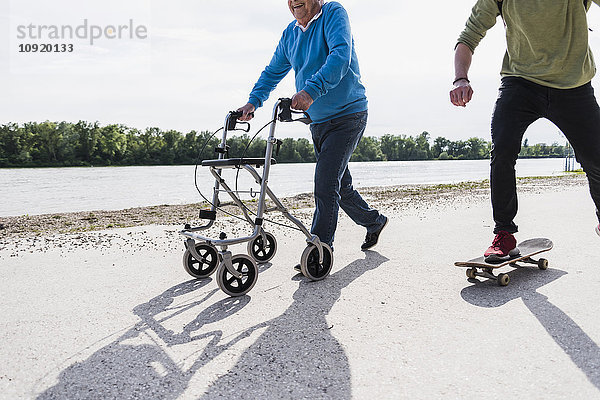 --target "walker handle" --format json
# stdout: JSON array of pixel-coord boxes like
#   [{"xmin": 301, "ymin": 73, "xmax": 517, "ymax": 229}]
[
  {"xmin": 278, "ymin": 98, "xmax": 312, "ymax": 125},
  {"xmin": 226, "ymin": 111, "xmax": 253, "ymax": 132},
  {"xmin": 230, "ymin": 110, "xmax": 255, "ymax": 120}
]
